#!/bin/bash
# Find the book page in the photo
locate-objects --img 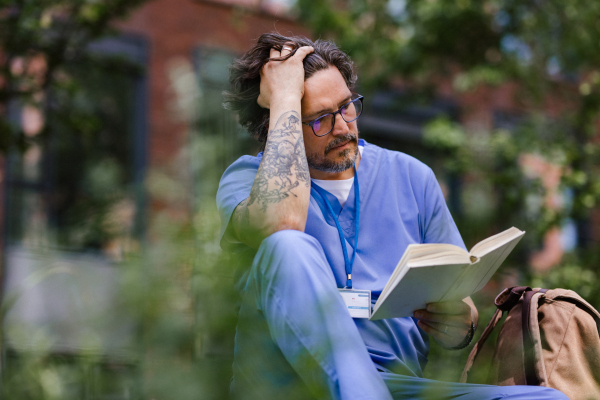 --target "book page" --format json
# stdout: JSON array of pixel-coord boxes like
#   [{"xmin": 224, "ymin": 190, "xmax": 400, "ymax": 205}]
[
  {"xmin": 371, "ymin": 262, "xmax": 470, "ymax": 320},
  {"xmin": 472, "ymin": 235, "xmax": 522, "ymax": 292},
  {"xmin": 376, "ymin": 244, "xmax": 469, "ymax": 311},
  {"xmin": 469, "ymin": 227, "xmax": 524, "ymax": 258},
  {"xmin": 372, "ymin": 227, "xmax": 526, "ymax": 321},
  {"xmin": 439, "ymin": 228, "xmax": 525, "ymax": 301}
]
